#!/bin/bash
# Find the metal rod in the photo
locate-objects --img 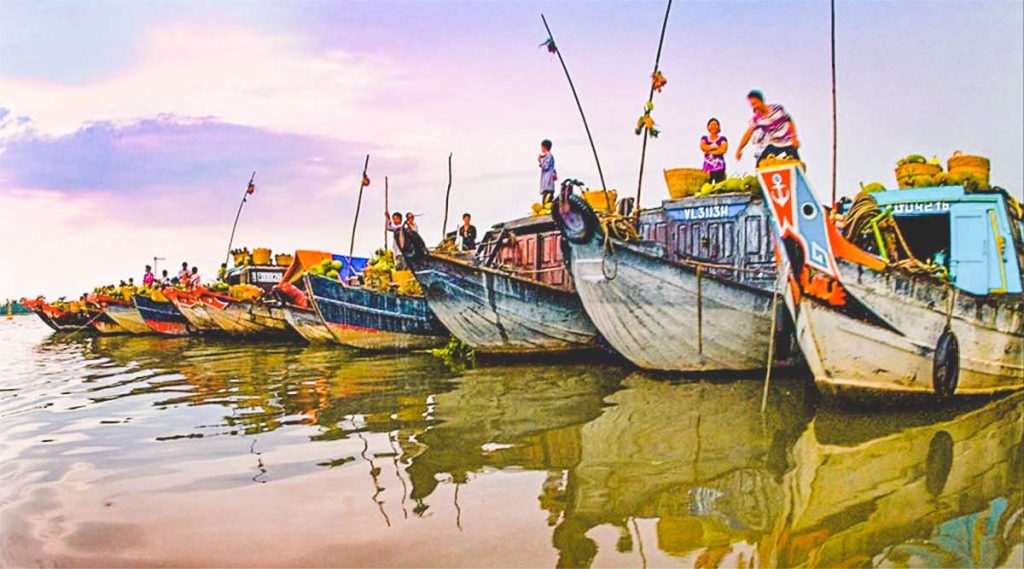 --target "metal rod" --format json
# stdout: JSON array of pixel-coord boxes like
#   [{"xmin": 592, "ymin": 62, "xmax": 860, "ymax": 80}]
[
  {"xmin": 830, "ymin": 0, "xmax": 838, "ymax": 204},
  {"xmin": 696, "ymin": 264, "xmax": 703, "ymax": 354},
  {"xmin": 635, "ymin": 0, "xmax": 674, "ymax": 215},
  {"xmin": 384, "ymin": 176, "xmax": 389, "ymax": 251},
  {"xmin": 442, "ymin": 153, "xmax": 453, "ymax": 240},
  {"xmin": 761, "ymin": 275, "xmax": 783, "ymax": 413},
  {"xmin": 349, "ymin": 155, "xmax": 371, "ymax": 262},
  {"xmin": 225, "ymin": 171, "xmax": 256, "ymax": 267},
  {"xmin": 540, "ymin": 14, "xmax": 607, "ymax": 192}
]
